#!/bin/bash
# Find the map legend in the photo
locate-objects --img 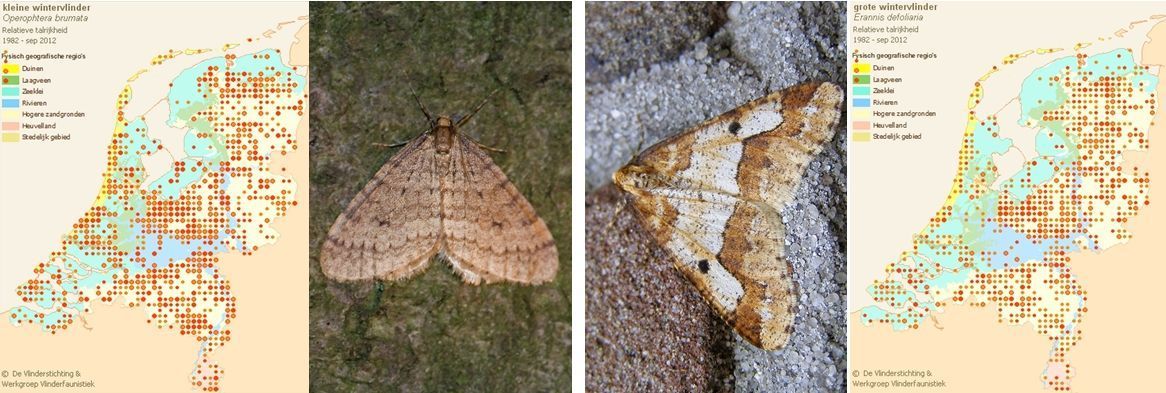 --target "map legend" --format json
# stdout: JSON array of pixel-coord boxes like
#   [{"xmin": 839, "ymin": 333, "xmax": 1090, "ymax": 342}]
[
  {"xmin": 0, "ymin": 63, "xmax": 15, "ymax": 142},
  {"xmin": 852, "ymin": 61, "xmax": 872, "ymax": 142}
]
